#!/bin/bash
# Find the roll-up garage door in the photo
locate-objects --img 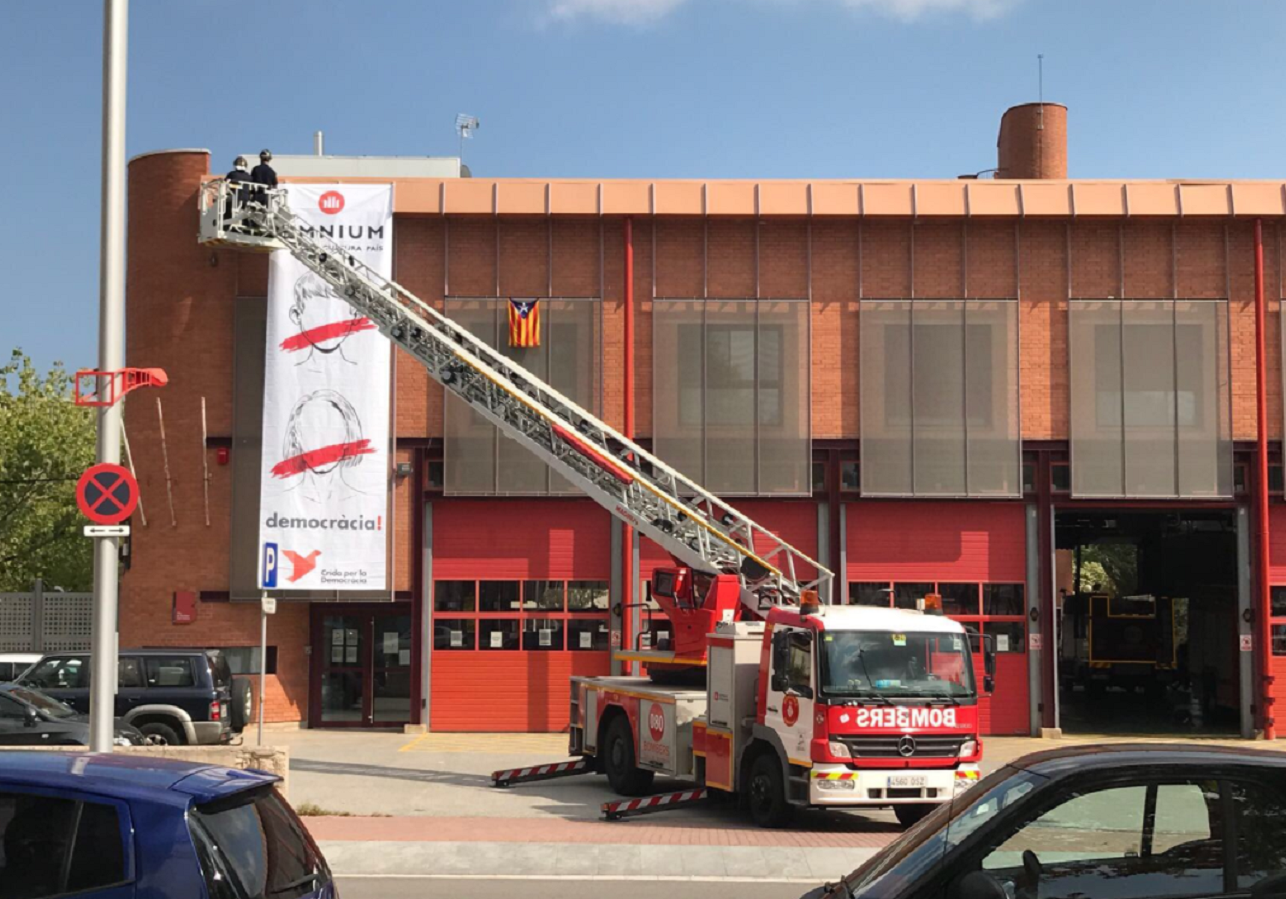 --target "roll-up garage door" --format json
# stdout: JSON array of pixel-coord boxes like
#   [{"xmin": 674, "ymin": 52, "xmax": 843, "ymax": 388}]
[
  {"xmin": 1265, "ymin": 507, "xmax": 1286, "ymax": 720},
  {"xmin": 847, "ymin": 501, "xmax": 1029, "ymax": 735},
  {"xmin": 430, "ymin": 499, "xmax": 613, "ymax": 732}
]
